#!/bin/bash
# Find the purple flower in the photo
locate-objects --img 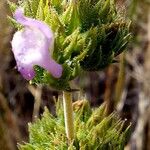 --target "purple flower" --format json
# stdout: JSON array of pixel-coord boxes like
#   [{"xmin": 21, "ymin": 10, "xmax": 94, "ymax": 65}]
[{"xmin": 11, "ymin": 8, "xmax": 63, "ymax": 80}]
